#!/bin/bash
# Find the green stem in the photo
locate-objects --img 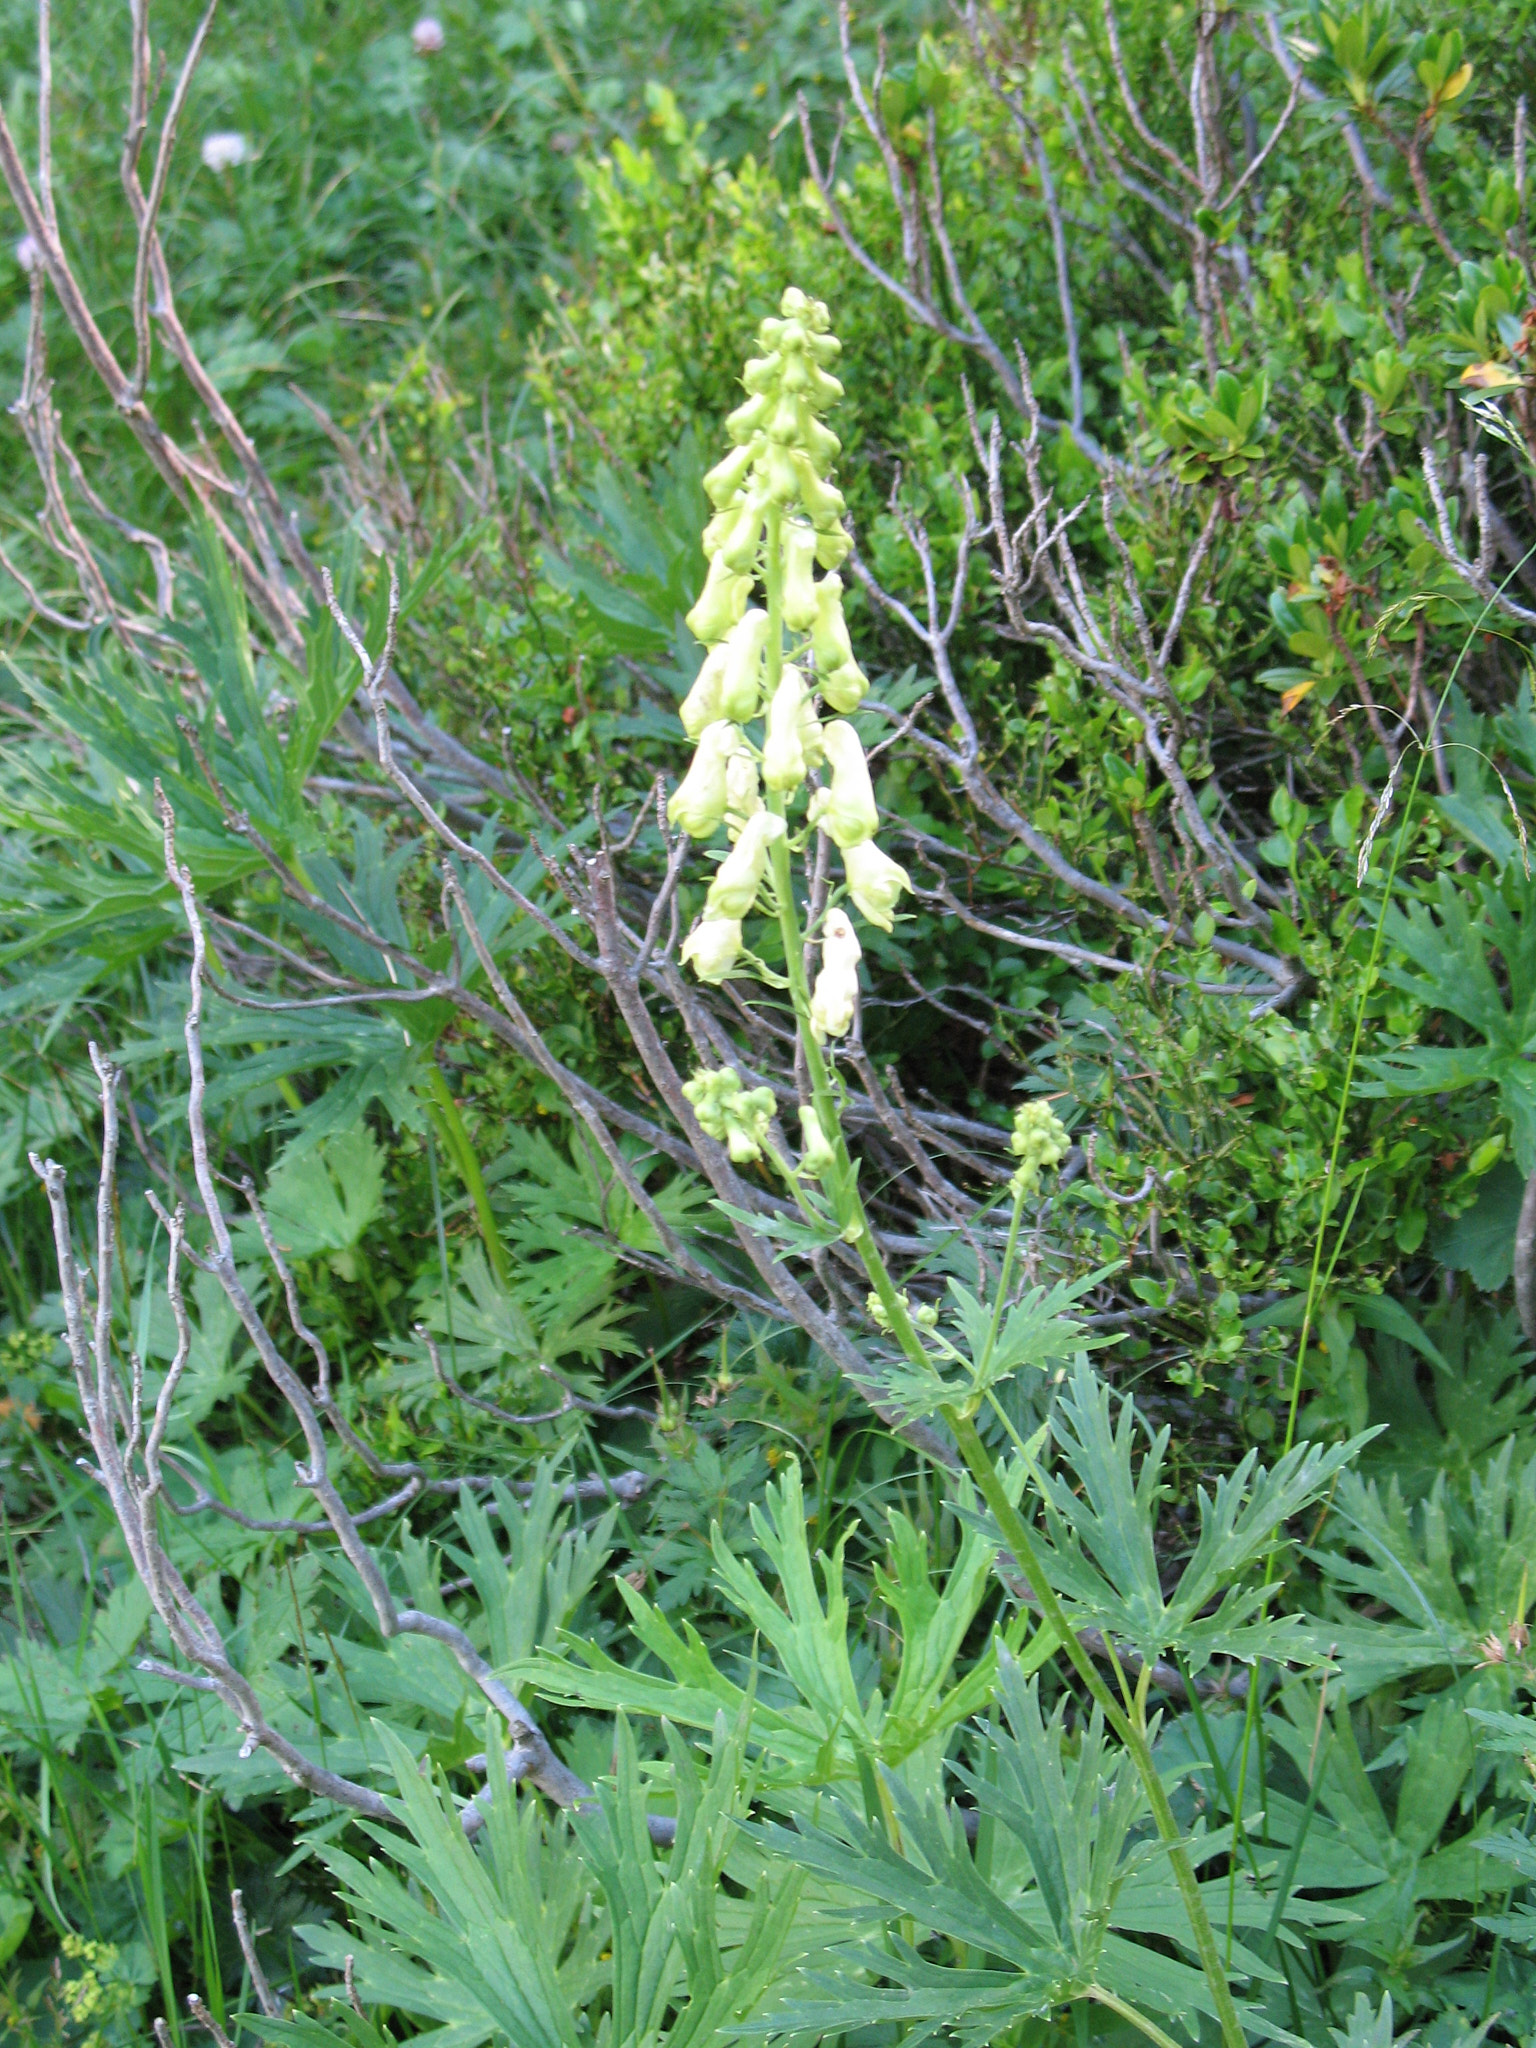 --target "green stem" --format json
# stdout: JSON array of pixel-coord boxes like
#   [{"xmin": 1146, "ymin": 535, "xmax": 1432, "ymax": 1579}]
[
  {"xmin": 761, "ymin": 493, "xmax": 1239, "ymax": 2040},
  {"xmin": 423, "ymin": 1064, "xmax": 511, "ymax": 1291},
  {"xmin": 976, "ymin": 1183, "xmax": 1027, "ymax": 1383},
  {"xmin": 944, "ymin": 1408, "xmax": 1246, "ymax": 2048}
]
